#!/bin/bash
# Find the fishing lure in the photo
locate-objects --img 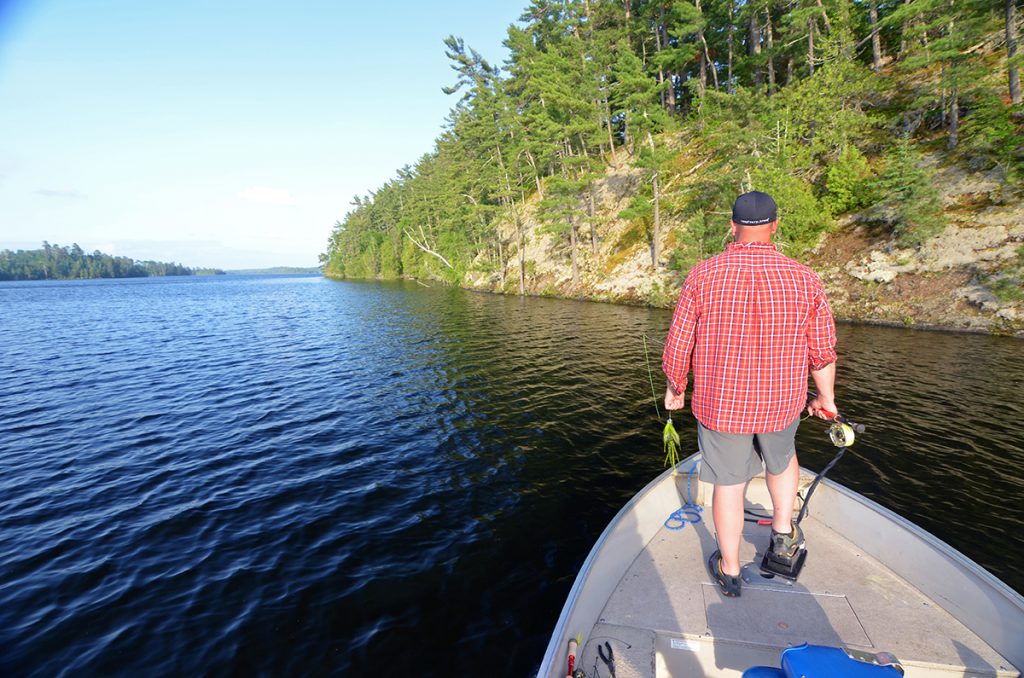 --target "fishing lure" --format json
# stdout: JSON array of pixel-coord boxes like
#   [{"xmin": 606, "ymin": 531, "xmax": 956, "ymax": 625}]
[
  {"xmin": 643, "ymin": 334, "xmax": 683, "ymax": 474},
  {"xmin": 663, "ymin": 417, "xmax": 681, "ymax": 473}
]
